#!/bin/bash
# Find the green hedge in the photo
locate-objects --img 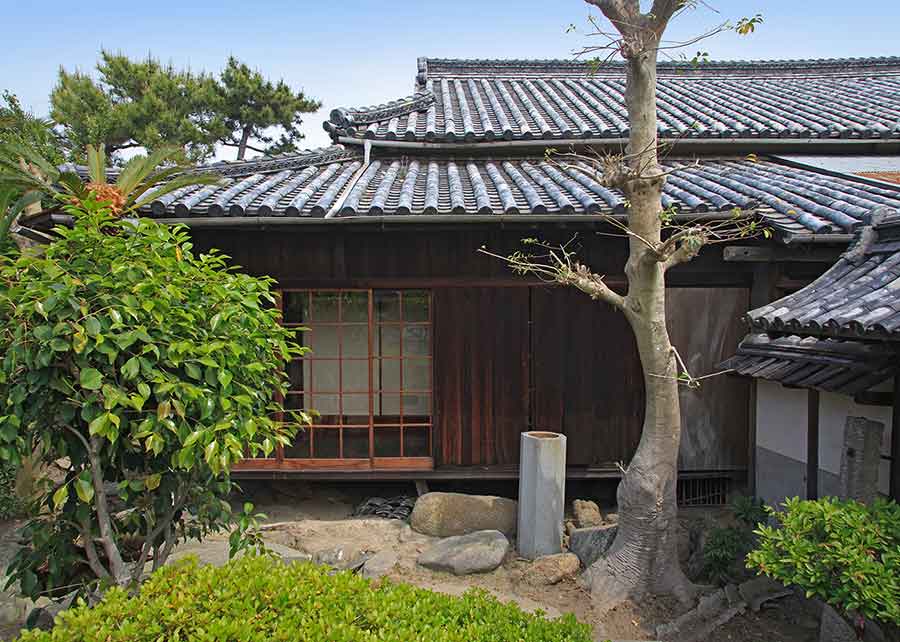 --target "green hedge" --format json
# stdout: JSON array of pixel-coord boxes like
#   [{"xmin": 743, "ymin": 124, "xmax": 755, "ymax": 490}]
[{"xmin": 18, "ymin": 555, "xmax": 592, "ymax": 641}]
